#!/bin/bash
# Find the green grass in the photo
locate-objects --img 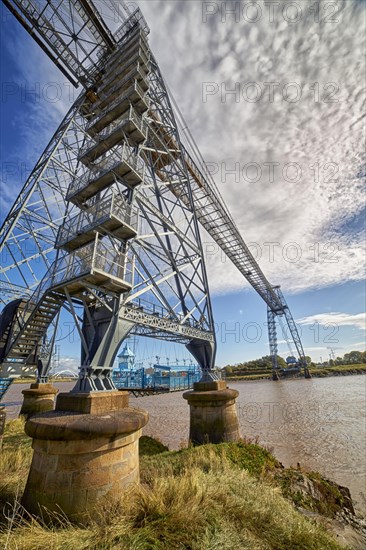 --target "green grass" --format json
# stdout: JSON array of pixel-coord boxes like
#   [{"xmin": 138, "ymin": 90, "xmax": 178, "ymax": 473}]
[
  {"xmin": 0, "ymin": 420, "xmax": 349, "ymax": 549},
  {"xmin": 226, "ymin": 364, "xmax": 366, "ymax": 381},
  {"xmin": 276, "ymin": 468, "xmax": 350, "ymax": 518},
  {"xmin": 308, "ymin": 364, "xmax": 366, "ymax": 377},
  {"xmin": 139, "ymin": 436, "xmax": 169, "ymax": 456},
  {"xmin": 226, "ymin": 373, "xmax": 272, "ymax": 381}
]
